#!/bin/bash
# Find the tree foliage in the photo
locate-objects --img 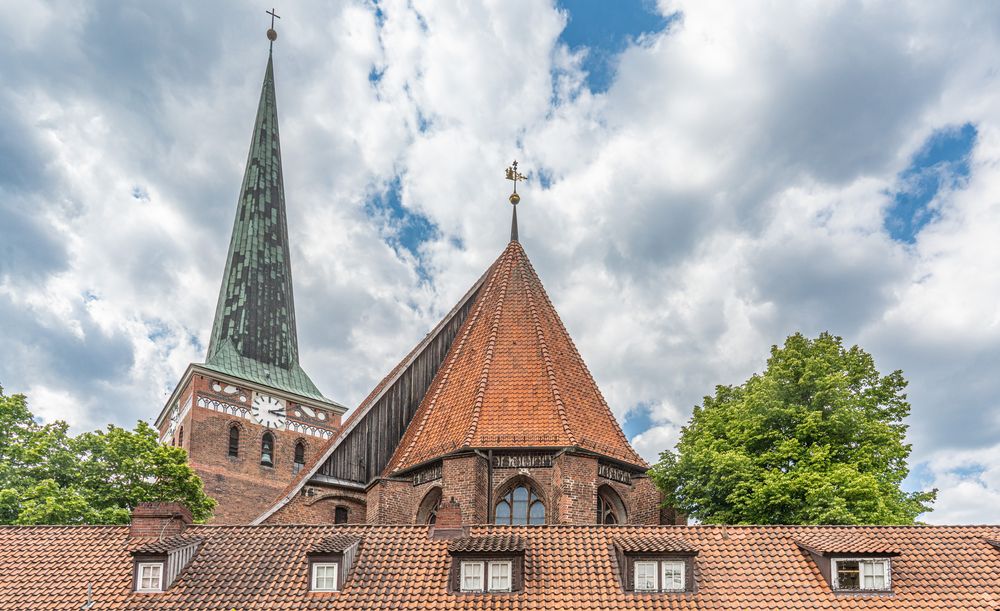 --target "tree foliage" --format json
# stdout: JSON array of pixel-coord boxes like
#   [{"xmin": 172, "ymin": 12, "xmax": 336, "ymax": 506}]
[
  {"xmin": 0, "ymin": 386, "xmax": 215, "ymax": 524},
  {"xmin": 649, "ymin": 332, "xmax": 935, "ymax": 525}
]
